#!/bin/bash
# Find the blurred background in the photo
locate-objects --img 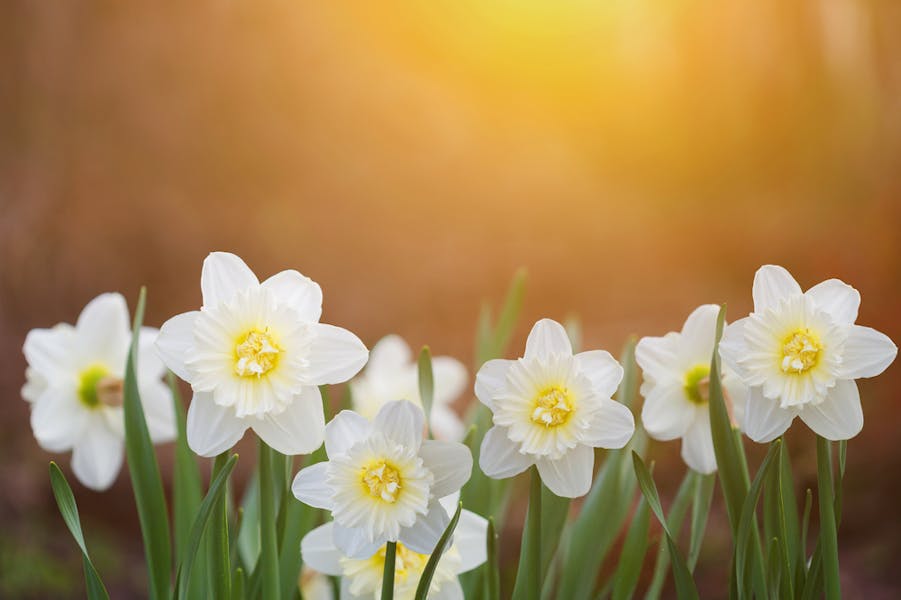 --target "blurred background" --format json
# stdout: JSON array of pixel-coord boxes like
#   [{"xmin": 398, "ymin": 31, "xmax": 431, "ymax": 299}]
[{"xmin": 1, "ymin": 0, "xmax": 900, "ymax": 597}]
